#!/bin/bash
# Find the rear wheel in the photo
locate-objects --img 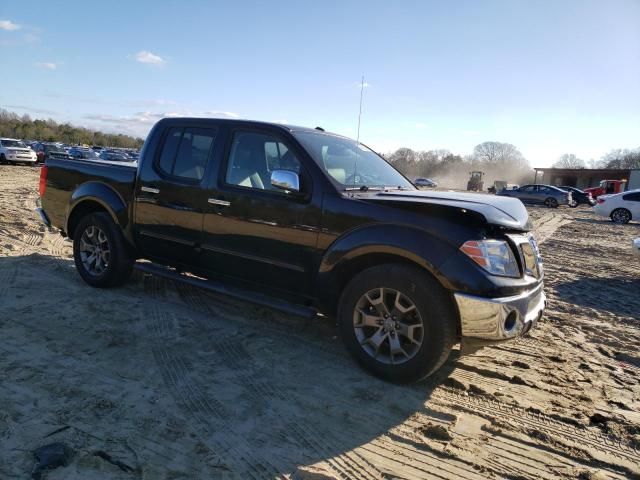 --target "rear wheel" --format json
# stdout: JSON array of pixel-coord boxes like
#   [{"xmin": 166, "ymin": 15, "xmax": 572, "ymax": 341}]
[
  {"xmin": 544, "ymin": 197, "xmax": 559, "ymax": 208},
  {"xmin": 611, "ymin": 208, "xmax": 631, "ymax": 224},
  {"xmin": 73, "ymin": 212, "xmax": 133, "ymax": 287},
  {"xmin": 338, "ymin": 264, "xmax": 457, "ymax": 383},
  {"xmin": 569, "ymin": 198, "xmax": 578, "ymax": 208}
]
